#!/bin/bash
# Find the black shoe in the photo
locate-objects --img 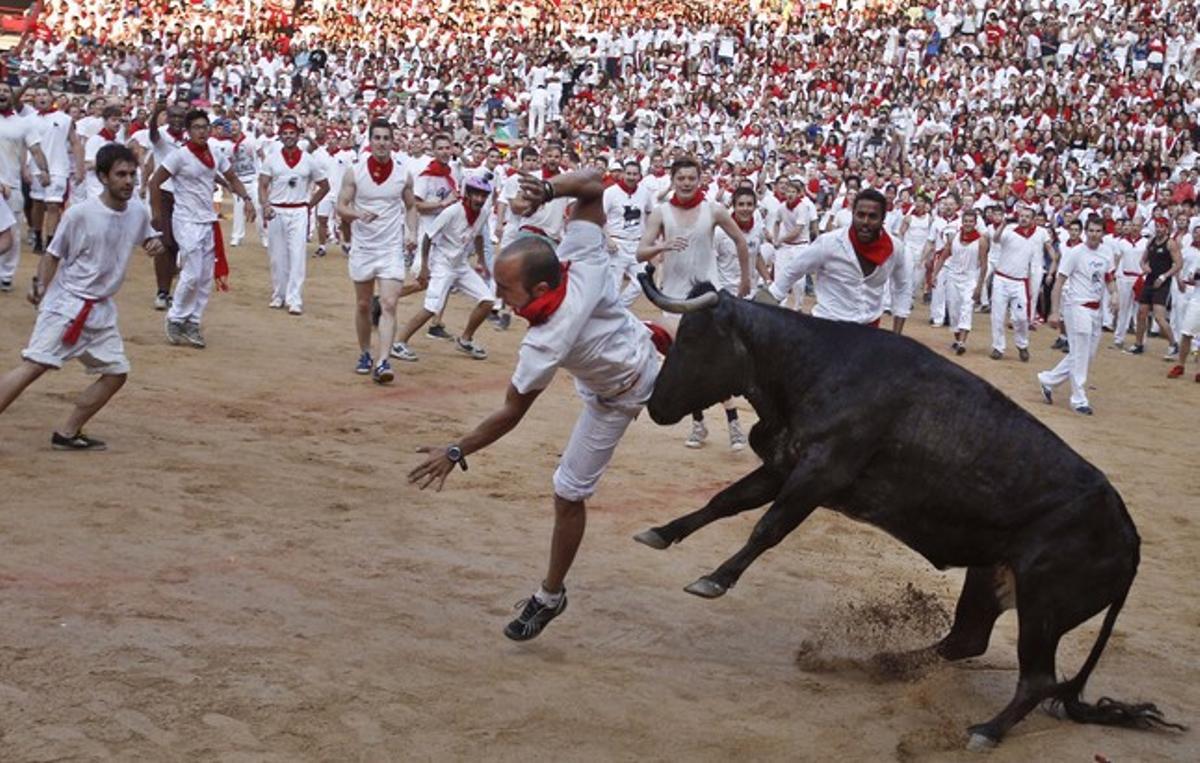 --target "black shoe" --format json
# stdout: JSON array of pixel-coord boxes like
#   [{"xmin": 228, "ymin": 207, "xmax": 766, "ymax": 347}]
[
  {"xmin": 1127, "ymin": 344, "xmax": 1145, "ymax": 355},
  {"xmin": 955, "ymin": 342, "xmax": 966, "ymax": 356},
  {"xmin": 370, "ymin": 295, "xmax": 382, "ymax": 328},
  {"xmin": 1101, "ymin": 325, "xmax": 1114, "ymax": 333},
  {"xmin": 0, "ymin": 278, "xmax": 11, "ymax": 292},
  {"xmin": 1051, "ymin": 336, "xmax": 1066, "ymax": 350},
  {"xmin": 980, "ymin": 304, "xmax": 991, "ymax": 314},
  {"xmin": 504, "ymin": 589, "xmax": 568, "ymax": 641},
  {"xmin": 1073, "ymin": 405, "xmax": 1094, "ymax": 416},
  {"xmin": 1018, "ymin": 348, "xmax": 1030, "ymax": 362},
  {"xmin": 426, "ymin": 323, "xmax": 452, "ymax": 340},
  {"xmin": 1040, "ymin": 382, "xmax": 1053, "ymax": 405},
  {"xmin": 989, "ymin": 349, "xmax": 1002, "ymax": 360},
  {"xmin": 51, "ymin": 431, "xmax": 107, "ymax": 451}
]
